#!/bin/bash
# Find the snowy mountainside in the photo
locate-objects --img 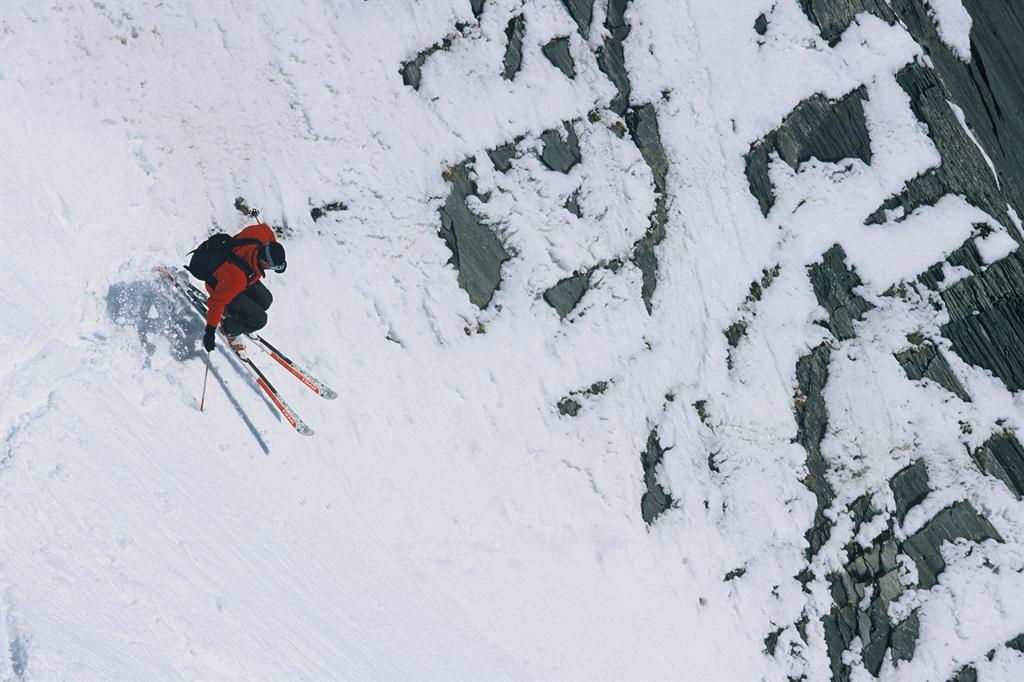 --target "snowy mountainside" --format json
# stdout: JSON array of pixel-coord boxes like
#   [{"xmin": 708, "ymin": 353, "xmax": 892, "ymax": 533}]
[{"xmin": 1, "ymin": 1, "xmax": 1023, "ymax": 680}]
